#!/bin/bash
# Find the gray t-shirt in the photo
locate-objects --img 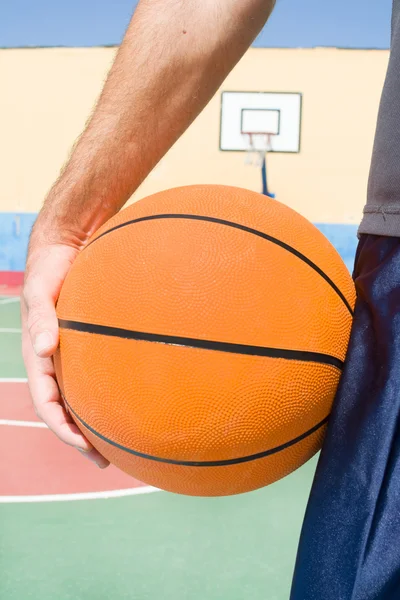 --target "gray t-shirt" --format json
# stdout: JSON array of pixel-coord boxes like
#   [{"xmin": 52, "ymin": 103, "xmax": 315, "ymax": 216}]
[{"xmin": 359, "ymin": 0, "xmax": 400, "ymax": 236}]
